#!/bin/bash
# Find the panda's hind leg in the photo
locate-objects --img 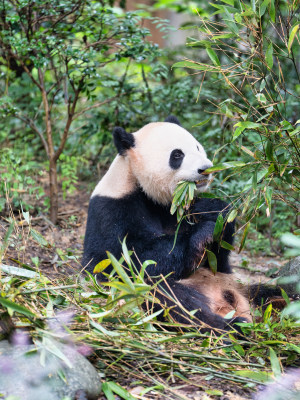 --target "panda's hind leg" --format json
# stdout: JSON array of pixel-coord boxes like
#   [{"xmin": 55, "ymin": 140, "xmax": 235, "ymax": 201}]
[{"xmin": 146, "ymin": 278, "xmax": 245, "ymax": 335}]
